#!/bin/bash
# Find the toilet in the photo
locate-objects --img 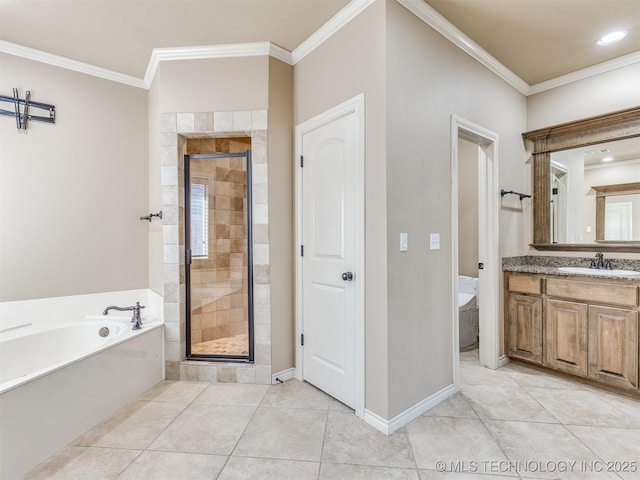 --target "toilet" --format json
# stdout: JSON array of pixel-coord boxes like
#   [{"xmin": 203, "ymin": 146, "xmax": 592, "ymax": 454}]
[{"xmin": 458, "ymin": 276, "xmax": 479, "ymax": 349}]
